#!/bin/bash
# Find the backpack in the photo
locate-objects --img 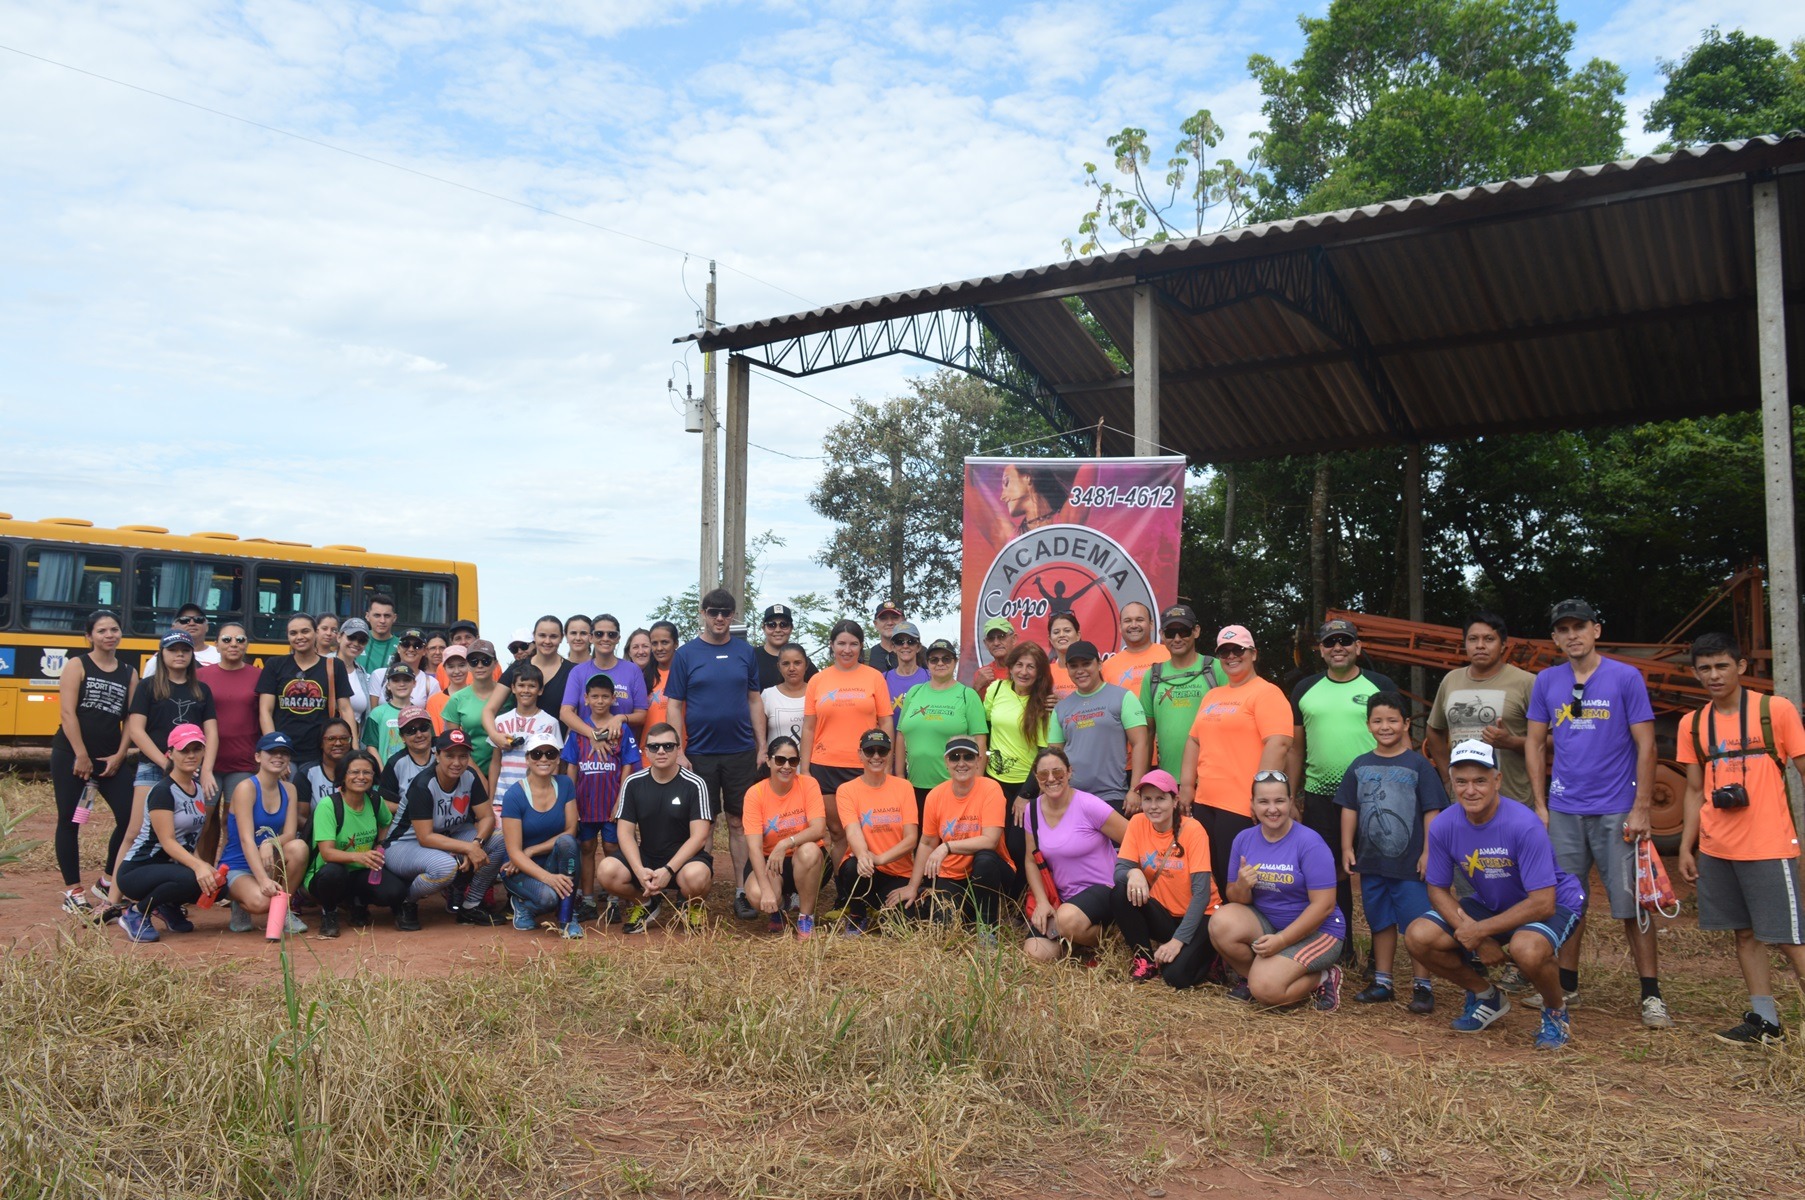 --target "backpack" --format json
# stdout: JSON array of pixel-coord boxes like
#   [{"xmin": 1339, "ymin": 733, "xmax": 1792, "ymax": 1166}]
[
  {"xmin": 1146, "ymin": 656, "xmax": 1222, "ymax": 706},
  {"xmin": 1689, "ymin": 694, "xmax": 1782, "ymax": 775}
]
